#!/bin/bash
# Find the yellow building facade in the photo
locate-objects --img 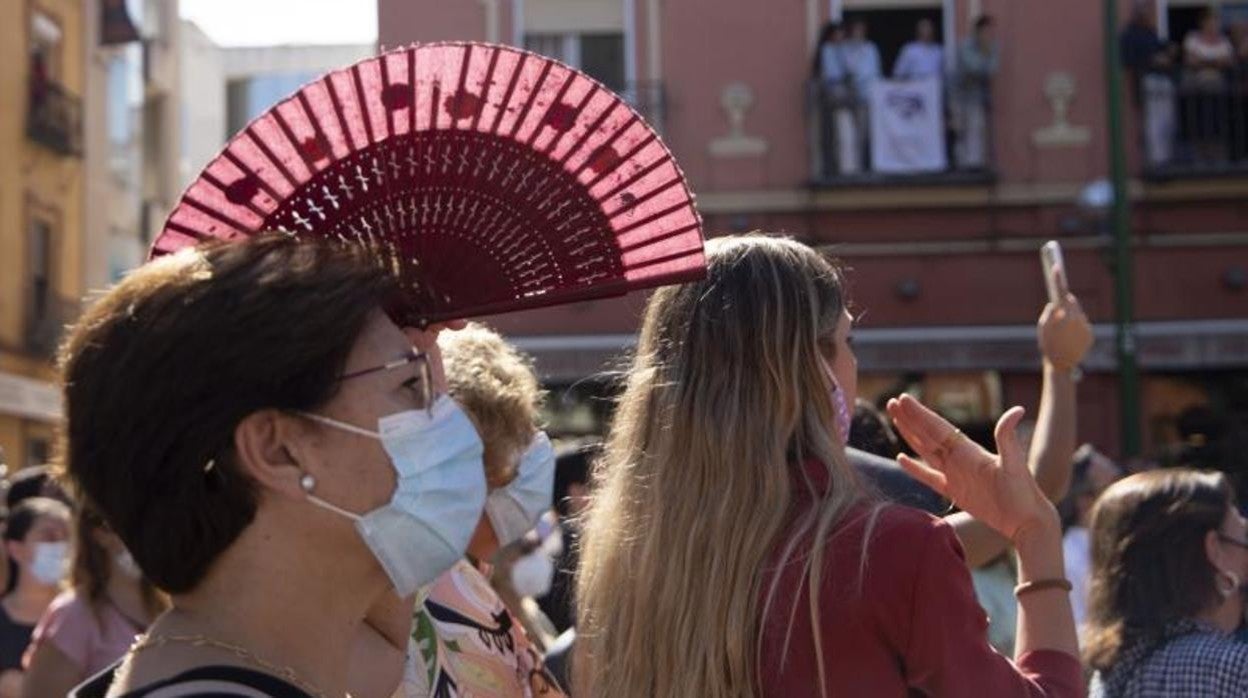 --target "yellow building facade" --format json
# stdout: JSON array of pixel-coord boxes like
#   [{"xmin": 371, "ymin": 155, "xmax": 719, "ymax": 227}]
[{"xmin": 0, "ymin": 0, "xmax": 86, "ymax": 471}]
